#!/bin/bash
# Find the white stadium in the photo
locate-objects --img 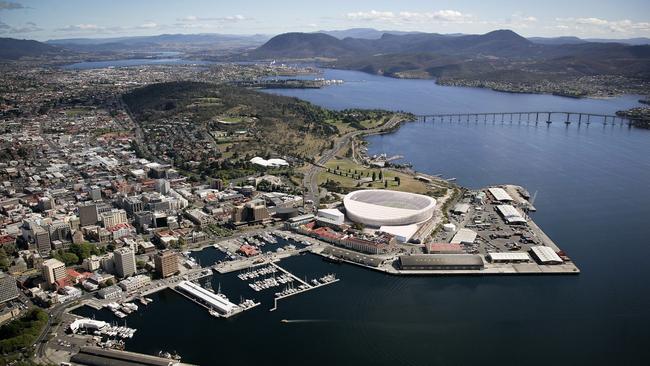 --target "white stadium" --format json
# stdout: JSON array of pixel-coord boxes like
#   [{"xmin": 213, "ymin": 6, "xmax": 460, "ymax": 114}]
[{"xmin": 343, "ymin": 190, "xmax": 436, "ymax": 227}]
